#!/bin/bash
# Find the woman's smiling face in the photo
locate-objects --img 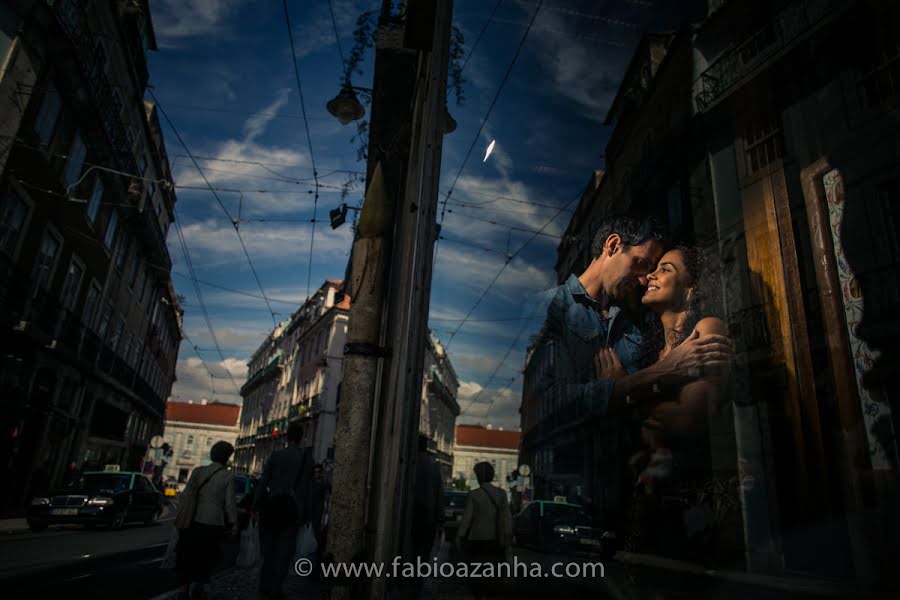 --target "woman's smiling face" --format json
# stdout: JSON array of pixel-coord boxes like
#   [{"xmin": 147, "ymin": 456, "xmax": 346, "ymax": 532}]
[{"xmin": 641, "ymin": 249, "xmax": 691, "ymax": 313}]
